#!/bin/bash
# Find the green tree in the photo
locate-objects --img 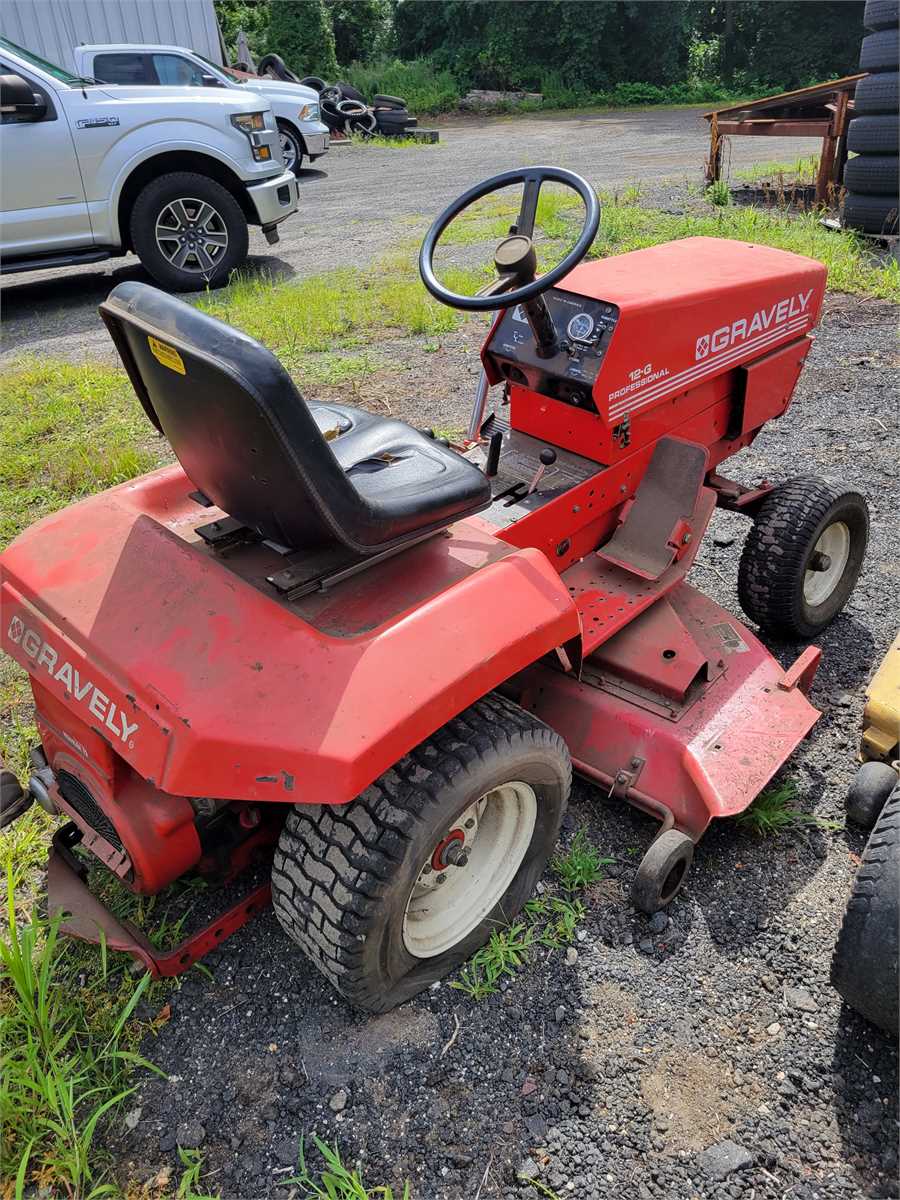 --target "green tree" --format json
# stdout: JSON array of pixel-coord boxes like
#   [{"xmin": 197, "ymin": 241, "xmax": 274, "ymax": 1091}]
[
  {"xmin": 326, "ymin": 0, "xmax": 390, "ymax": 66},
  {"xmin": 215, "ymin": 0, "xmax": 271, "ymax": 62},
  {"xmin": 267, "ymin": 0, "xmax": 338, "ymax": 79}
]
